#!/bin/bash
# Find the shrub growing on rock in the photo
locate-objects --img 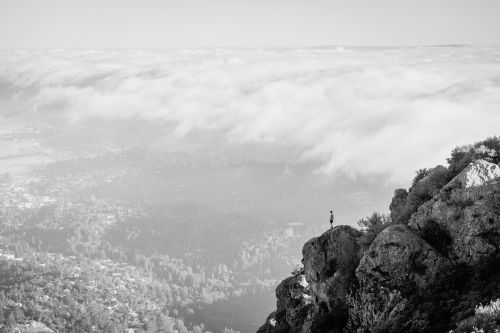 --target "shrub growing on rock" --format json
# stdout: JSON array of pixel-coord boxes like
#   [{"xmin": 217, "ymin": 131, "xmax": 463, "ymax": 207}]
[
  {"xmin": 346, "ymin": 288, "xmax": 407, "ymax": 333},
  {"xmin": 356, "ymin": 212, "xmax": 393, "ymax": 249},
  {"xmin": 447, "ymin": 136, "xmax": 500, "ymax": 180},
  {"xmin": 401, "ymin": 166, "xmax": 449, "ymax": 222},
  {"xmin": 412, "ymin": 168, "xmax": 431, "ymax": 187},
  {"xmin": 453, "ymin": 298, "xmax": 500, "ymax": 333}
]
